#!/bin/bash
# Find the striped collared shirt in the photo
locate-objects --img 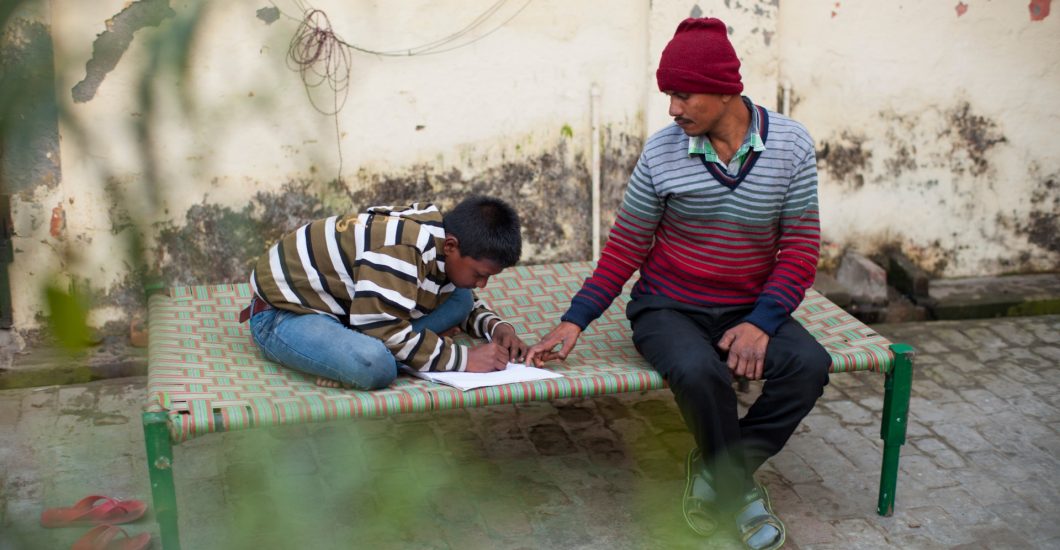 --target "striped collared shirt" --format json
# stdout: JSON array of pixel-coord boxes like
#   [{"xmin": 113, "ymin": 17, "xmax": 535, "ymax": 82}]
[
  {"xmin": 688, "ymin": 97, "xmax": 767, "ymax": 175},
  {"xmin": 250, "ymin": 203, "xmax": 504, "ymax": 372}
]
